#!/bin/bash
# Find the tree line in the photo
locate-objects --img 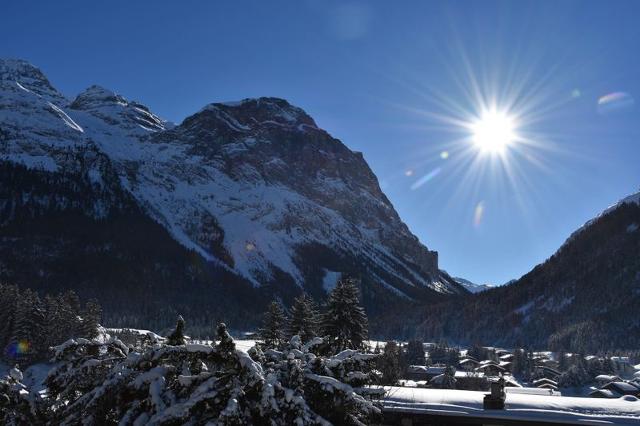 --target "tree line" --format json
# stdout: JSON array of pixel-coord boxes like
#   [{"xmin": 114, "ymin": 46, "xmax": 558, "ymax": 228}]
[
  {"xmin": 258, "ymin": 277, "xmax": 369, "ymax": 353},
  {"xmin": 0, "ymin": 283, "xmax": 101, "ymax": 364}
]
